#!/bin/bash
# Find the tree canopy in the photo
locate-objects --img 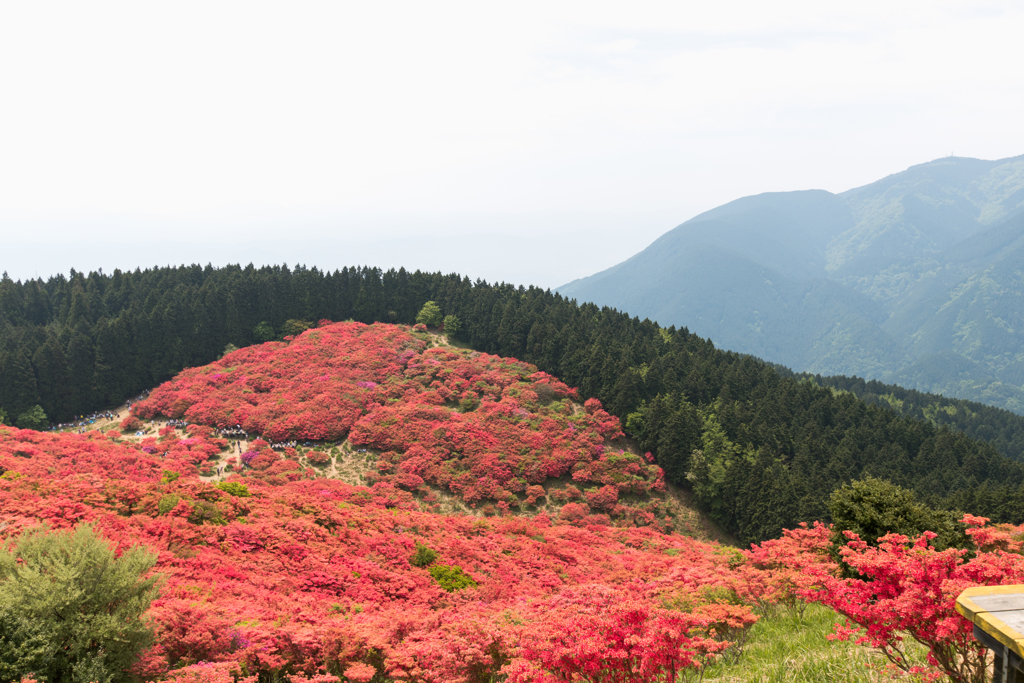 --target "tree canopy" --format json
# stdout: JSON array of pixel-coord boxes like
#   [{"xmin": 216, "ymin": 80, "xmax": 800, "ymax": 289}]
[{"xmin": 0, "ymin": 523, "xmax": 162, "ymax": 683}]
